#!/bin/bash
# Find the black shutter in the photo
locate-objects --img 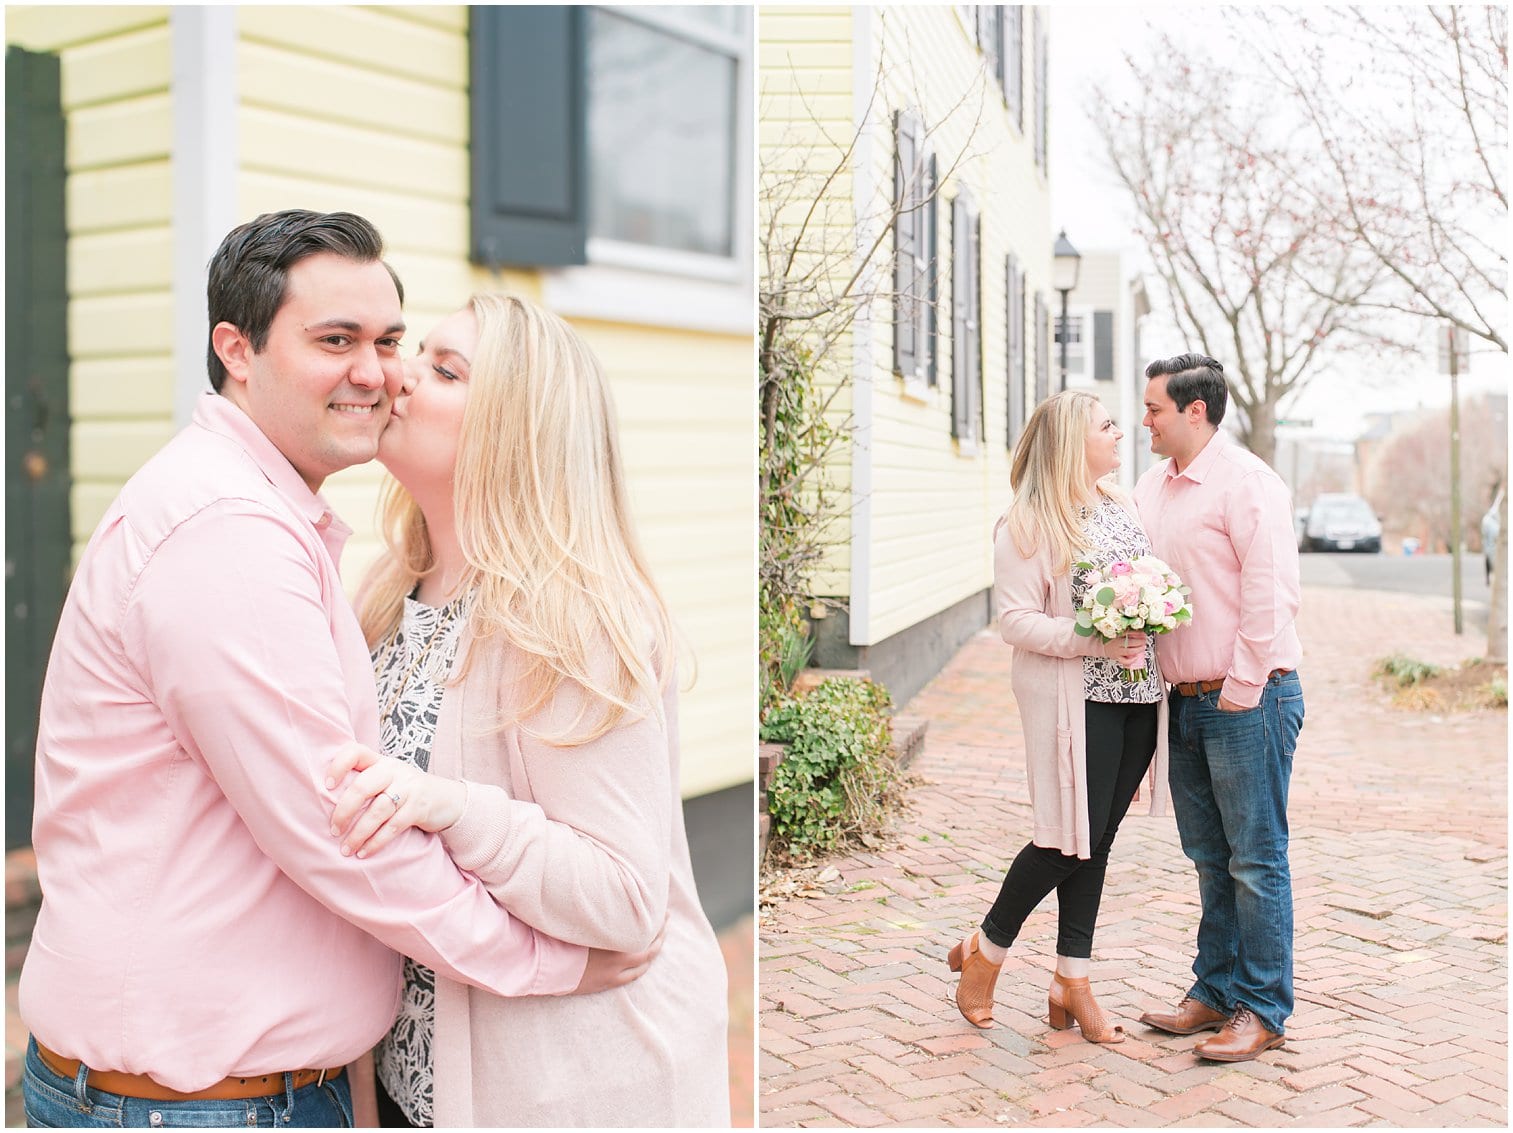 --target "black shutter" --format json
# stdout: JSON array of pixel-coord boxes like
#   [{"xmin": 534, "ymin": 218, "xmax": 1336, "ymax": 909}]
[
  {"xmin": 969, "ymin": 209, "xmax": 983, "ymax": 441},
  {"xmin": 1005, "ymin": 7, "xmax": 1023, "ymax": 130},
  {"xmin": 925, "ymin": 153, "xmax": 939, "ymax": 387},
  {"xmin": 982, "ymin": 6, "xmax": 1005, "ymax": 86},
  {"xmin": 893, "ymin": 111, "xmax": 920, "ymax": 380},
  {"xmin": 1034, "ymin": 290, "xmax": 1049, "ymax": 404},
  {"xmin": 1038, "ymin": 13, "xmax": 1049, "ymax": 167},
  {"xmin": 951, "ymin": 196, "xmax": 970, "ymax": 440},
  {"xmin": 1005, "ymin": 254, "xmax": 1024, "ymax": 450},
  {"xmin": 470, "ymin": 6, "xmax": 587, "ymax": 267},
  {"xmin": 6, "ymin": 45, "xmax": 70, "ymax": 849},
  {"xmin": 1093, "ymin": 310, "xmax": 1114, "ymax": 380},
  {"xmin": 1032, "ymin": 9, "xmax": 1047, "ymax": 168}
]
